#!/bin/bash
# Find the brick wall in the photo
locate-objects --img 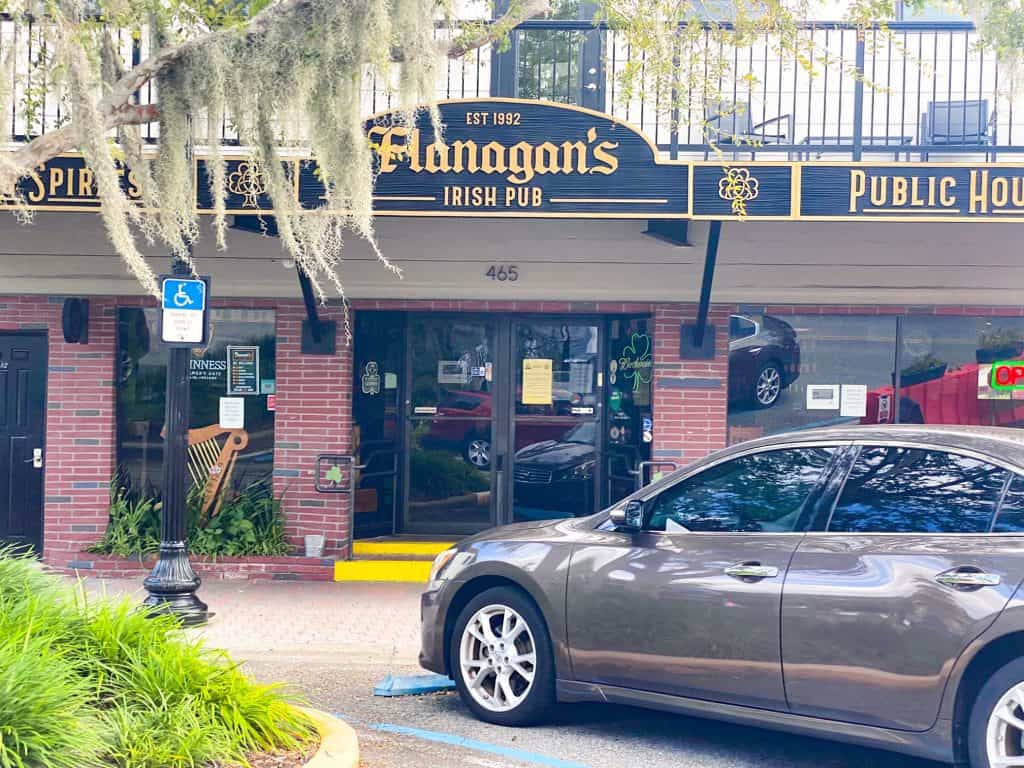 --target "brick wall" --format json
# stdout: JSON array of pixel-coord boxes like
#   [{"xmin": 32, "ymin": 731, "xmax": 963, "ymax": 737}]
[
  {"xmin": 272, "ymin": 302, "xmax": 353, "ymax": 557},
  {"xmin": 651, "ymin": 304, "xmax": 731, "ymax": 466},
  {"xmin": 0, "ymin": 296, "xmax": 117, "ymax": 567}
]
